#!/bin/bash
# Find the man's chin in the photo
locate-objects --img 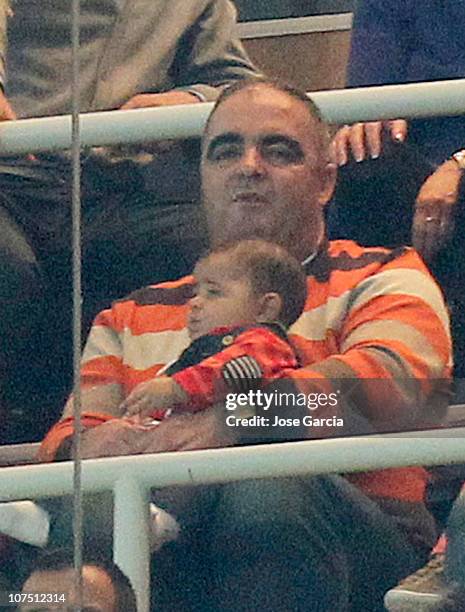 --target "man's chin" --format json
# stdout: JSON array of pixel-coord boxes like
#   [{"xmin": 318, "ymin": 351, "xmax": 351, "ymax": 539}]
[{"xmin": 213, "ymin": 224, "xmax": 275, "ymax": 246}]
